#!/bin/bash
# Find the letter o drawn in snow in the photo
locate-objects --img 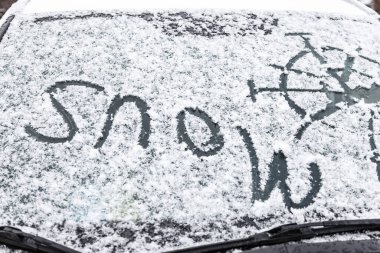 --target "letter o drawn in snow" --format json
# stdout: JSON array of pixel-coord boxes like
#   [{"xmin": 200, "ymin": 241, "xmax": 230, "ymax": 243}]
[{"xmin": 176, "ymin": 107, "xmax": 224, "ymax": 157}]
